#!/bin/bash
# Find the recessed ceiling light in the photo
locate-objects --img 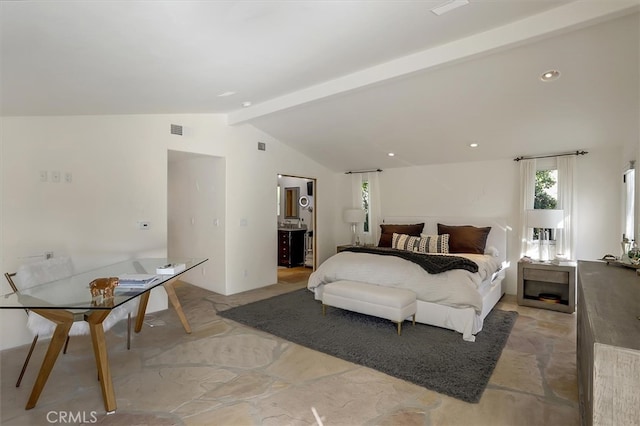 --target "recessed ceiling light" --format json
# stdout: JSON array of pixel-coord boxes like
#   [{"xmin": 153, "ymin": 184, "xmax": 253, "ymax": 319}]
[
  {"xmin": 470, "ymin": 143, "xmax": 479, "ymax": 148},
  {"xmin": 540, "ymin": 70, "xmax": 560, "ymax": 82},
  {"xmin": 217, "ymin": 91, "xmax": 236, "ymax": 97},
  {"xmin": 241, "ymin": 101, "xmax": 252, "ymax": 108},
  {"xmin": 388, "ymin": 152, "xmax": 395, "ymax": 157},
  {"xmin": 431, "ymin": 0, "xmax": 469, "ymax": 16}
]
